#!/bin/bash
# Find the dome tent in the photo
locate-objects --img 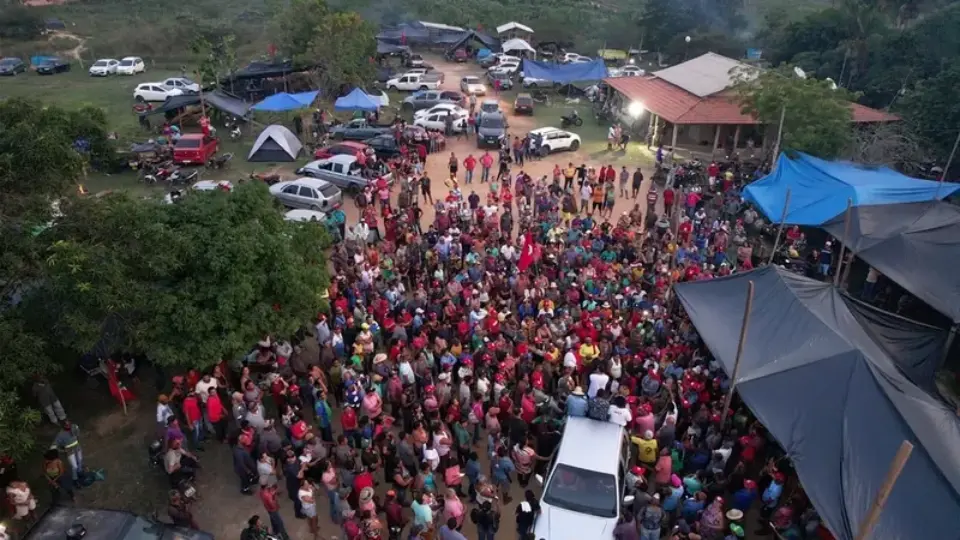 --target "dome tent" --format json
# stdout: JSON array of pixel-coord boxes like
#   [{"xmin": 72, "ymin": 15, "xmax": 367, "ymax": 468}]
[{"xmin": 247, "ymin": 124, "xmax": 302, "ymax": 162}]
